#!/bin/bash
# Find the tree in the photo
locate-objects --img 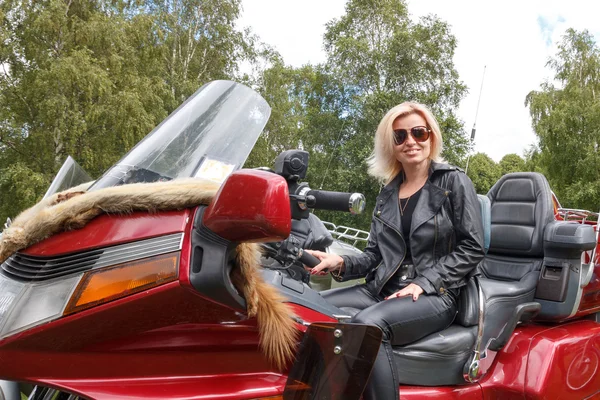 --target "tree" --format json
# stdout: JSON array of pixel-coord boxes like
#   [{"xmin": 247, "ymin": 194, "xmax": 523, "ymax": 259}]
[
  {"xmin": 246, "ymin": 59, "xmax": 367, "ymax": 228},
  {"xmin": 324, "ymin": 0, "xmax": 470, "ymax": 166},
  {"xmin": 523, "ymin": 144, "xmax": 544, "ymax": 174},
  {"xmin": 143, "ymin": 0, "xmax": 250, "ymax": 104},
  {"xmin": 526, "ymin": 29, "xmax": 600, "ymax": 210},
  {"xmin": 467, "ymin": 153, "xmax": 500, "ymax": 194},
  {"xmin": 0, "ymin": 0, "xmax": 254, "ymax": 221},
  {"xmin": 499, "ymin": 153, "xmax": 526, "ymax": 175}
]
